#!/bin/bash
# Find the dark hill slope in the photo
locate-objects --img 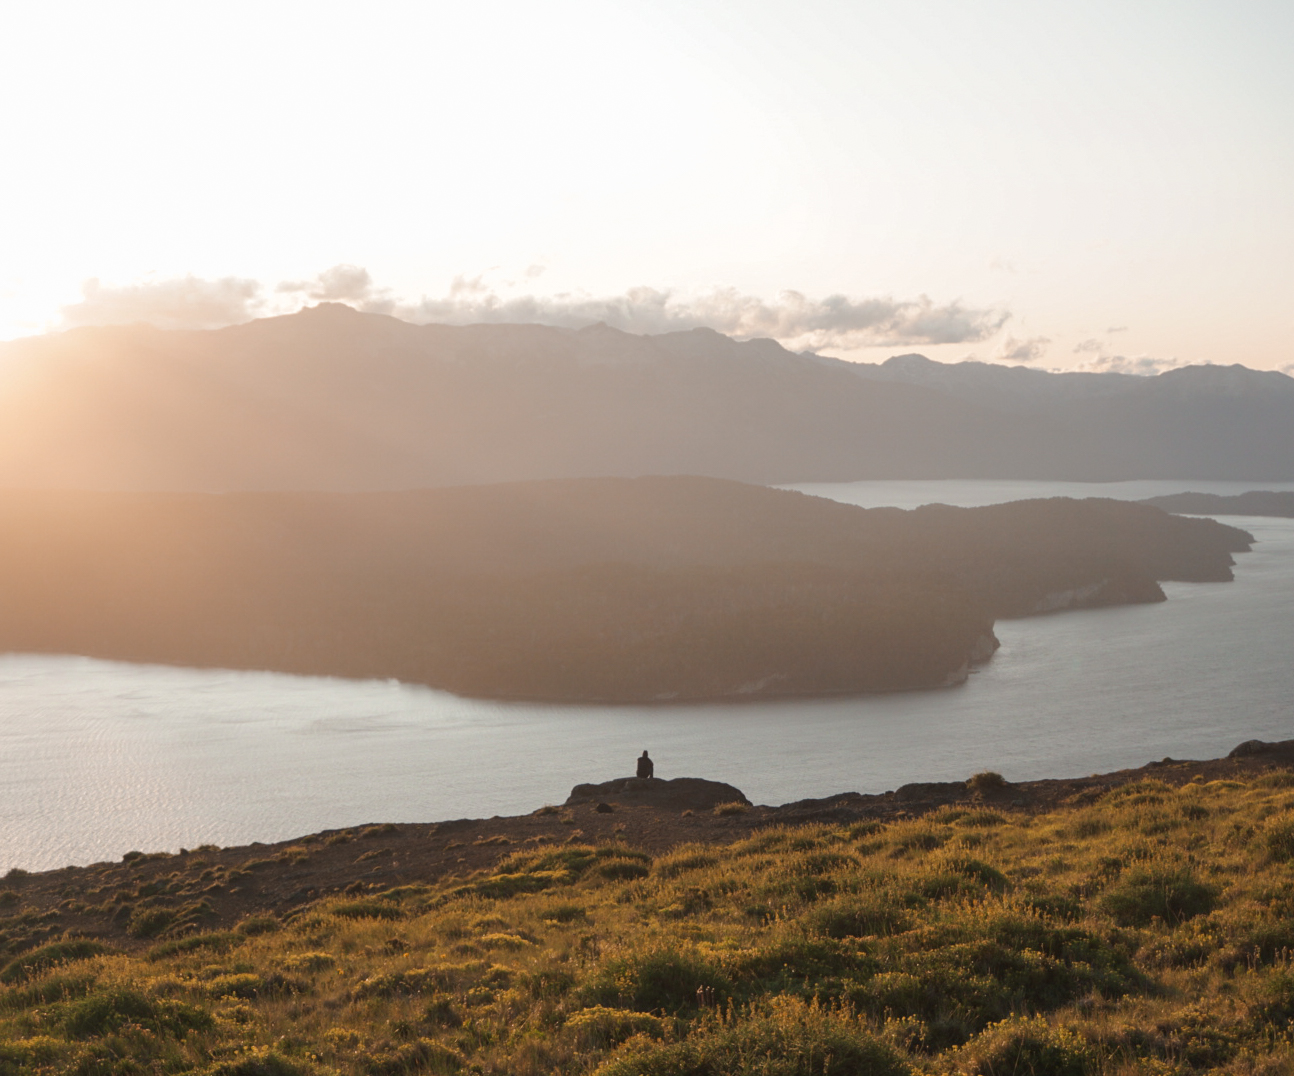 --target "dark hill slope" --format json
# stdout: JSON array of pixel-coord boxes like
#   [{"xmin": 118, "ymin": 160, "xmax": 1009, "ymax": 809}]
[{"xmin": 0, "ymin": 478, "xmax": 1250, "ymax": 702}]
